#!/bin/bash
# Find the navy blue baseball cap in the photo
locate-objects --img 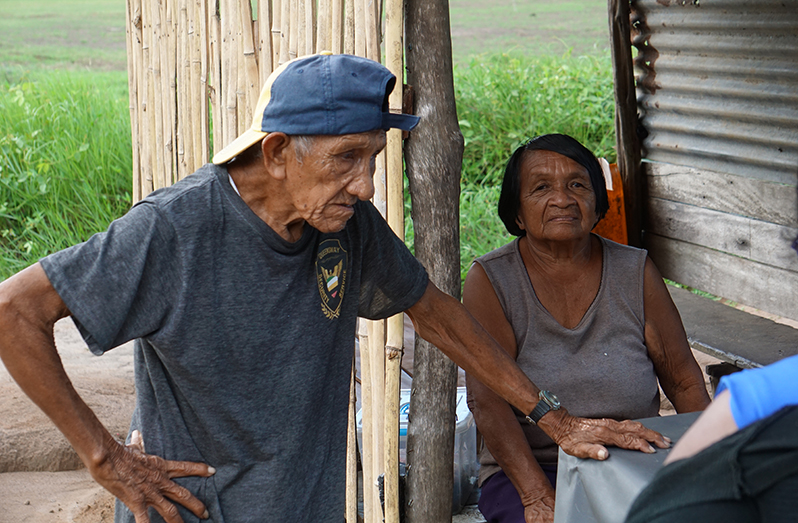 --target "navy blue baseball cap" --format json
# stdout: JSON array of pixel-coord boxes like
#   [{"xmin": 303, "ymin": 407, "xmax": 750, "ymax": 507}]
[{"xmin": 213, "ymin": 52, "xmax": 420, "ymax": 164}]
